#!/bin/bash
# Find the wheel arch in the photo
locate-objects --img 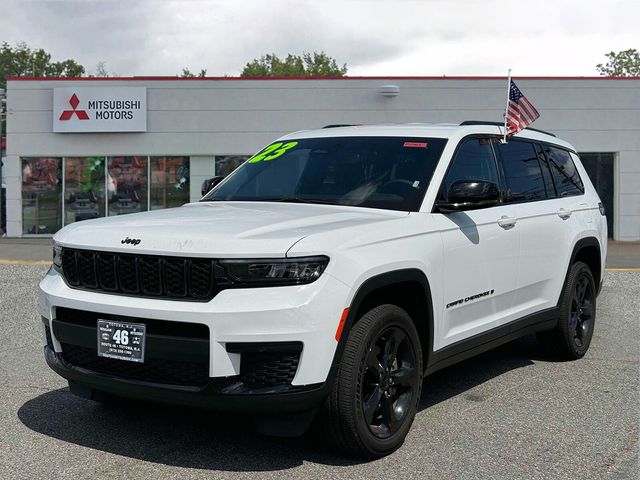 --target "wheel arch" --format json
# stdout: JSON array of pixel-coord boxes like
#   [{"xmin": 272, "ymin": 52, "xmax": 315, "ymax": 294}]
[
  {"xmin": 566, "ymin": 236, "xmax": 603, "ymax": 297},
  {"xmin": 330, "ymin": 269, "xmax": 434, "ymax": 376}
]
